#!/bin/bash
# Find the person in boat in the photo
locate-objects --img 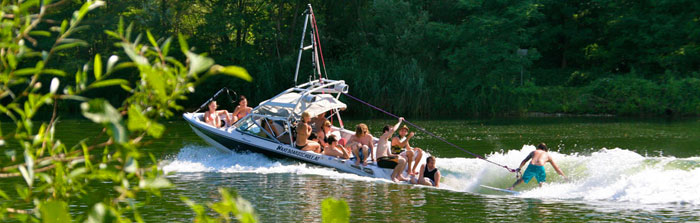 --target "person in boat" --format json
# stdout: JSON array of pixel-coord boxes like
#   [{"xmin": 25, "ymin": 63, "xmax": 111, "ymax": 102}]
[
  {"xmin": 391, "ymin": 125, "xmax": 424, "ymax": 175},
  {"xmin": 347, "ymin": 123, "xmax": 374, "ymax": 166},
  {"xmin": 204, "ymin": 101, "xmax": 229, "ymax": 128},
  {"xmin": 310, "ymin": 111, "xmax": 328, "ymax": 133},
  {"xmin": 323, "ymin": 135, "xmax": 350, "ymax": 159},
  {"xmin": 295, "ymin": 111, "xmax": 322, "ymax": 153},
  {"xmin": 411, "ymin": 156, "xmax": 440, "ymax": 187},
  {"xmin": 507, "ymin": 143, "xmax": 567, "ymax": 190},
  {"xmin": 315, "ymin": 120, "xmax": 332, "ymax": 148},
  {"xmin": 229, "ymin": 95, "xmax": 252, "ymax": 124},
  {"xmin": 376, "ymin": 117, "xmax": 409, "ymax": 182}
]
